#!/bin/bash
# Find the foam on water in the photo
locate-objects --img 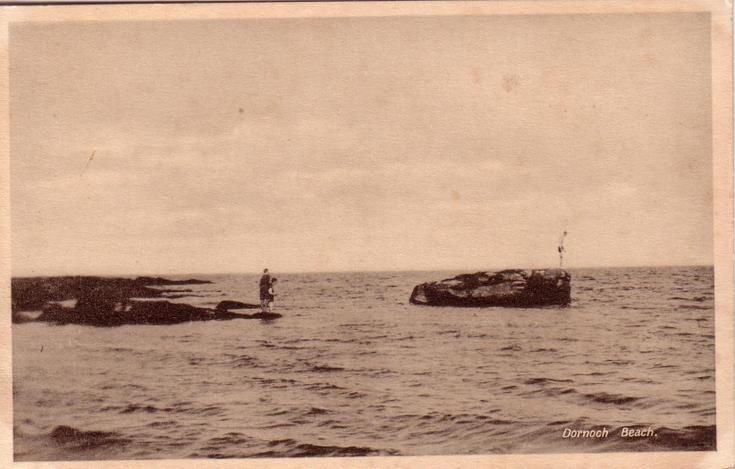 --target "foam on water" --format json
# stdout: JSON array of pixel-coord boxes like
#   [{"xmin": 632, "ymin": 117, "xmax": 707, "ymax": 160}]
[{"xmin": 13, "ymin": 266, "xmax": 715, "ymax": 460}]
